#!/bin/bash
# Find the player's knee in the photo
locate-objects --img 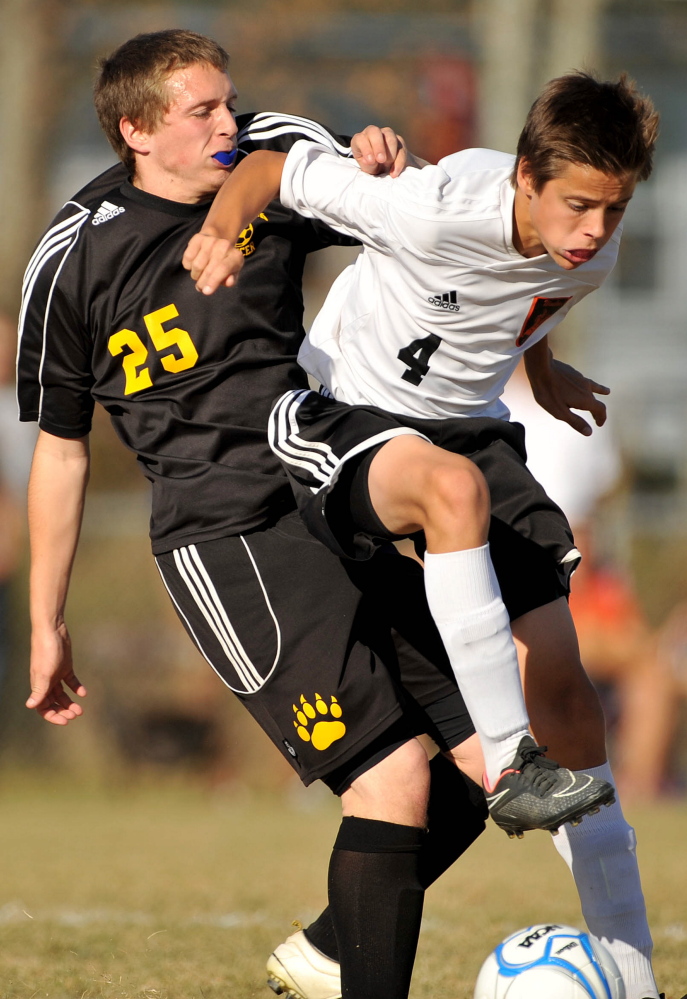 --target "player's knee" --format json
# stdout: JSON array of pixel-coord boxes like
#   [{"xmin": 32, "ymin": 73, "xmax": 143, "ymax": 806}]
[
  {"xmin": 343, "ymin": 738, "xmax": 430, "ymax": 825},
  {"xmin": 381, "ymin": 738, "xmax": 431, "ymax": 804},
  {"xmin": 421, "ymin": 457, "xmax": 489, "ymax": 534}
]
